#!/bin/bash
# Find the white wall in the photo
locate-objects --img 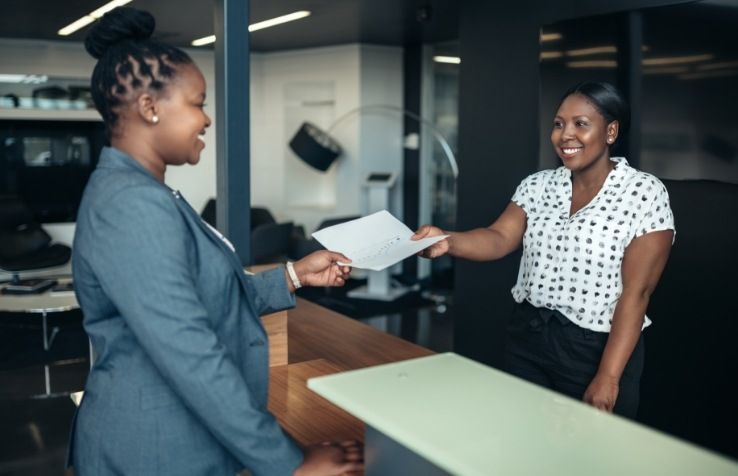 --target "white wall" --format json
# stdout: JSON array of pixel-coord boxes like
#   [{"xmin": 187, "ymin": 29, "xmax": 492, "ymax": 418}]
[
  {"xmin": 253, "ymin": 44, "xmax": 404, "ymax": 233},
  {"xmin": 0, "ymin": 39, "xmax": 404, "ymax": 243}
]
